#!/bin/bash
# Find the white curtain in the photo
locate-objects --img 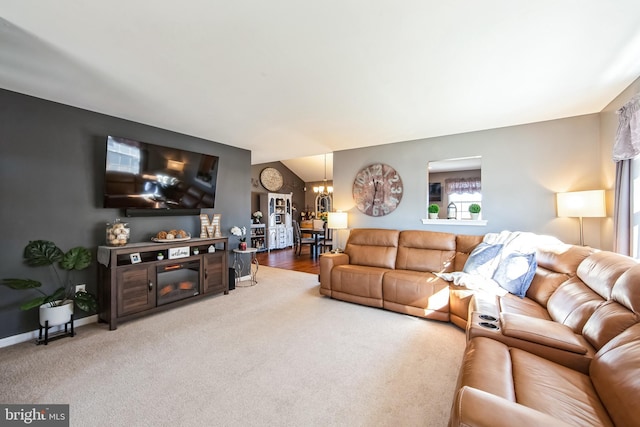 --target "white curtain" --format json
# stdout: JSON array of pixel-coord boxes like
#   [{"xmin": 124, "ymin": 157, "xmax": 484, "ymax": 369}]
[
  {"xmin": 613, "ymin": 93, "xmax": 640, "ymax": 255},
  {"xmin": 445, "ymin": 177, "xmax": 481, "ymax": 195}
]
